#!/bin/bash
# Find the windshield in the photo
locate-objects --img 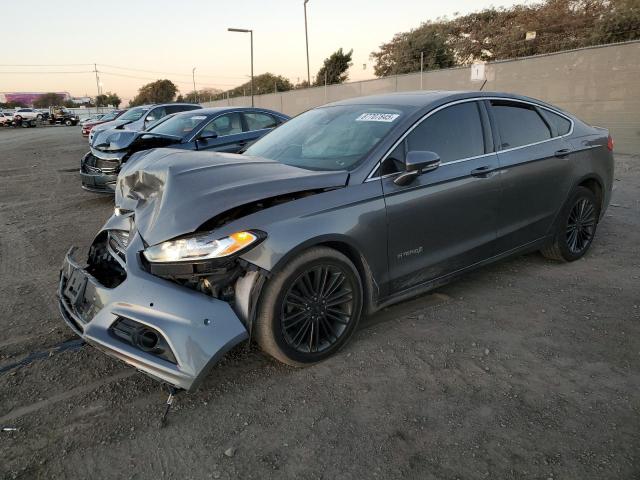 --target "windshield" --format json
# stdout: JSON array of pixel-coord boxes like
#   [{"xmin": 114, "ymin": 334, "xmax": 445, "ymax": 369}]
[
  {"xmin": 244, "ymin": 105, "xmax": 408, "ymax": 171},
  {"xmin": 148, "ymin": 113, "xmax": 208, "ymax": 137},
  {"xmin": 99, "ymin": 111, "xmax": 119, "ymax": 122},
  {"xmin": 119, "ymin": 107, "xmax": 150, "ymax": 121}
]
